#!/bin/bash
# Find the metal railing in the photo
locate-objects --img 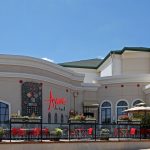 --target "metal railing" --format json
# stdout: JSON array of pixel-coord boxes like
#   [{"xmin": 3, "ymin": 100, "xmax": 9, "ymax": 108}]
[{"xmin": 0, "ymin": 121, "xmax": 149, "ymax": 142}]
